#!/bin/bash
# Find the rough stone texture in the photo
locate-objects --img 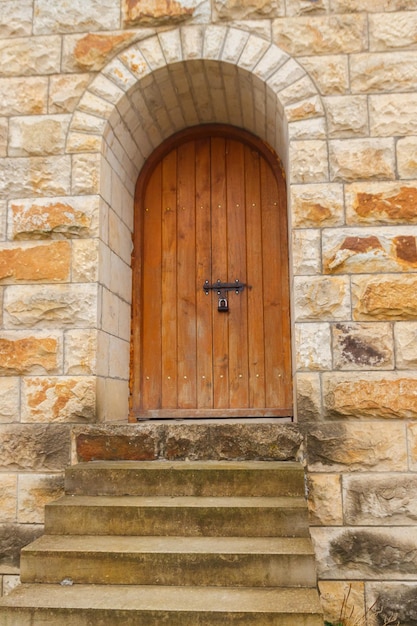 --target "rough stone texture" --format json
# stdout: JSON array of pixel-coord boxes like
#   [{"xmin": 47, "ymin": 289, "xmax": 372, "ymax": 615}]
[
  {"xmin": 395, "ymin": 322, "xmax": 417, "ymax": 369},
  {"xmin": 290, "ymin": 183, "xmax": 344, "ymax": 228},
  {"xmin": 352, "ymin": 275, "xmax": 417, "ymax": 320},
  {"xmin": 33, "ymin": 0, "xmax": 120, "ymax": 34},
  {"xmin": 292, "ymin": 229, "xmax": 321, "ymax": 275},
  {"xmin": 313, "ymin": 527, "xmax": 417, "ymax": 580},
  {"xmin": 318, "ymin": 581, "xmax": 365, "ymax": 626},
  {"xmin": 294, "ymin": 276, "xmax": 350, "ymax": 321},
  {"xmin": 369, "ymin": 11, "xmax": 417, "ymax": 51},
  {"xmin": 63, "ymin": 32, "xmax": 143, "ymax": 73},
  {"xmin": 0, "ymin": 0, "xmax": 33, "ymax": 38},
  {"xmin": 332, "ymin": 0, "xmax": 417, "ymax": 10},
  {"xmin": 351, "ymin": 52, "xmax": 417, "ymax": 93},
  {"xmin": 71, "ymin": 154, "xmax": 101, "ymax": 195},
  {"xmin": 0, "ymin": 332, "xmax": 61, "ymax": 376},
  {"xmin": 214, "ymin": 0, "xmax": 284, "ymax": 21},
  {"xmin": 305, "ymin": 423, "xmax": 407, "ymax": 471},
  {"xmin": 21, "ymin": 376, "xmax": 96, "ymax": 423},
  {"xmin": 49, "ymin": 74, "xmax": 91, "ymax": 114},
  {"xmin": 397, "ymin": 136, "xmax": 417, "ymax": 179},
  {"xmin": 295, "ymin": 373, "xmax": 322, "ymax": 423},
  {"xmin": 9, "ymin": 196, "xmax": 99, "ymax": 240},
  {"xmin": 0, "ymin": 475, "xmax": 17, "ymax": 523},
  {"xmin": 122, "ymin": 0, "xmax": 205, "ymax": 27},
  {"xmin": 8, "ymin": 115, "xmax": 70, "ymax": 157},
  {"xmin": 0, "ymin": 77, "xmax": 48, "ymax": 116},
  {"xmin": 345, "ymin": 181, "xmax": 417, "ymax": 225},
  {"xmin": 308, "ymin": 473, "xmax": 342, "ymax": 526},
  {"xmin": 3, "ymin": 284, "xmax": 97, "ymax": 329},
  {"xmin": 366, "ymin": 582, "xmax": 417, "ymax": 626},
  {"xmin": 406, "ymin": 423, "xmax": 417, "ymax": 472},
  {"xmin": 0, "ymin": 424, "xmax": 70, "ymax": 470},
  {"xmin": 289, "ymin": 140, "xmax": 329, "ymax": 183},
  {"xmin": 0, "ymin": 157, "xmax": 71, "ymax": 199},
  {"xmin": 64, "ymin": 330, "xmax": 97, "ymax": 375},
  {"xmin": 295, "ymin": 323, "xmax": 332, "ymax": 371},
  {"xmin": 0, "ymin": 36, "xmax": 61, "ymax": 77},
  {"xmin": 330, "ymin": 139, "xmax": 395, "ymax": 182},
  {"xmin": 17, "ymin": 474, "xmax": 64, "ymax": 524},
  {"xmin": 0, "ymin": 524, "xmax": 43, "ymax": 569},
  {"xmin": 0, "ymin": 378, "xmax": 19, "ymax": 423},
  {"xmin": 298, "ymin": 55, "xmax": 349, "ymax": 95},
  {"xmin": 0, "ymin": 242, "xmax": 71, "ymax": 283},
  {"xmin": 370, "ymin": 94, "xmax": 417, "ymax": 137},
  {"xmin": 72, "ymin": 239, "xmax": 99, "ymax": 282},
  {"xmin": 332, "ymin": 322, "xmax": 394, "ymax": 370},
  {"xmin": 325, "ymin": 95, "xmax": 368, "ymax": 138},
  {"xmin": 344, "ymin": 474, "xmax": 417, "ymax": 526},
  {"xmin": 323, "ymin": 372, "xmax": 417, "ymax": 419}
]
